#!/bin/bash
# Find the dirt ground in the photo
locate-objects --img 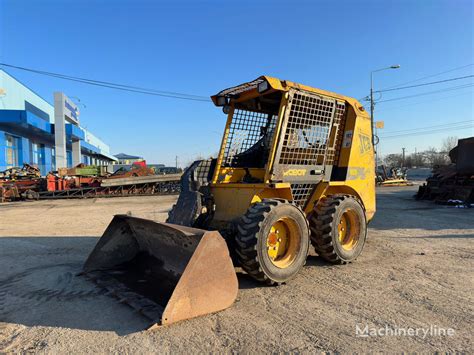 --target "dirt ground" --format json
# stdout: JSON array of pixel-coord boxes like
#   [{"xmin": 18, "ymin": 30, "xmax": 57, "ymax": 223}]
[{"xmin": 0, "ymin": 186, "xmax": 472, "ymax": 353}]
